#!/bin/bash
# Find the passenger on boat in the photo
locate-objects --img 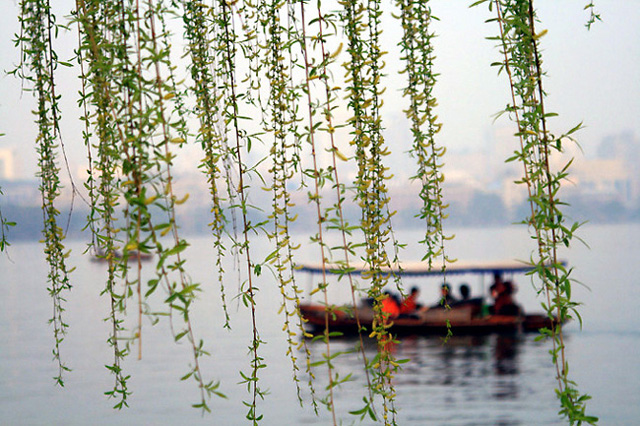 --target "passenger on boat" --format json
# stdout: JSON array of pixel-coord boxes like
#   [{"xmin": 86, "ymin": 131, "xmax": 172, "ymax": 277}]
[
  {"xmin": 399, "ymin": 286, "xmax": 422, "ymax": 315},
  {"xmin": 433, "ymin": 283, "xmax": 457, "ymax": 307},
  {"xmin": 459, "ymin": 283, "xmax": 470, "ymax": 301},
  {"xmin": 488, "ymin": 272, "xmax": 504, "ymax": 313},
  {"xmin": 381, "ymin": 291, "xmax": 401, "ymax": 319},
  {"xmin": 490, "ymin": 272, "xmax": 504, "ymax": 297},
  {"xmin": 490, "ymin": 279, "xmax": 522, "ymax": 316},
  {"xmin": 450, "ymin": 283, "xmax": 483, "ymax": 316}
]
